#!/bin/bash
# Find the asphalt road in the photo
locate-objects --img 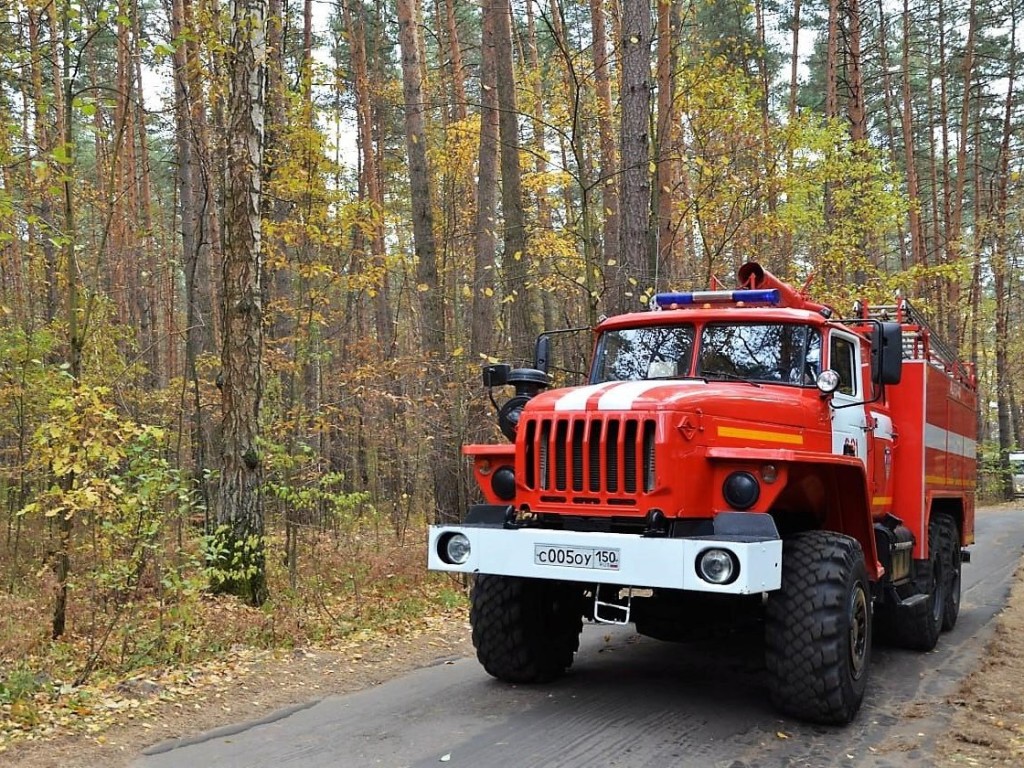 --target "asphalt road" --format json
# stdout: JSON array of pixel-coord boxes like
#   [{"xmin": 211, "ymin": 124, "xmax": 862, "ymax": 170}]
[{"xmin": 138, "ymin": 507, "xmax": 1024, "ymax": 768}]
